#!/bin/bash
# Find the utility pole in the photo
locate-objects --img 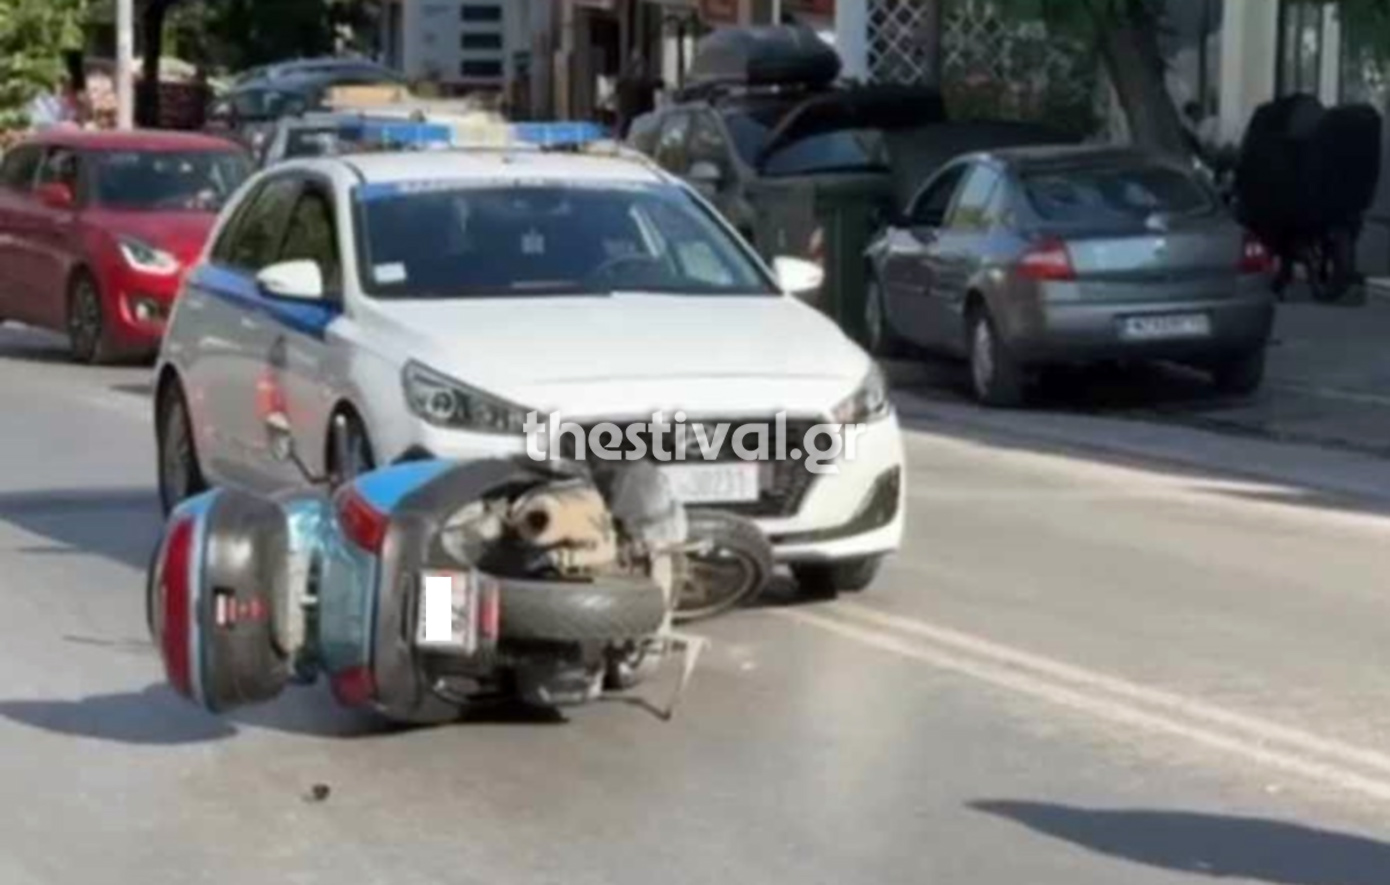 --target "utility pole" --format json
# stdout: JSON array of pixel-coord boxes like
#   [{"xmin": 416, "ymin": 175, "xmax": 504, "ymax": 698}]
[{"xmin": 116, "ymin": 0, "xmax": 135, "ymax": 129}]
